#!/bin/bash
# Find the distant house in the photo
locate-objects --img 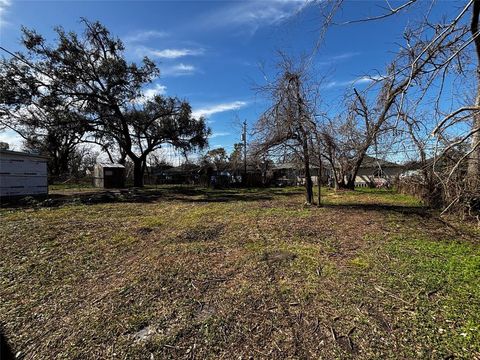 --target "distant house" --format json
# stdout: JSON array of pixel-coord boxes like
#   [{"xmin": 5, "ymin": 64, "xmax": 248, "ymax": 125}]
[
  {"xmin": 93, "ymin": 163, "xmax": 126, "ymax": 188},
  {"xmin": 354, "ymin": 156, "xmax": 403, "ymax": 187},
  {"xmin": 154, "ymin": 162, "xmax": 267, "ymax": 187},
  {"xmin": 153, "ymin": 164, "xmax": 201, "ymax": 185},
  {"xmin": 0, "ymin": 150, "xmax": 49, "ymax": 198},
  {"xmin": 271, "ymin": 163, "xmax": 298, "ymax": 186},
  {"xmin": 272, "ymin": 162, "xmax": 332, "ymax": 187},
  {"xmin": 272, "ymin": 156, "xmax": 403, "ymax": 188}
]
